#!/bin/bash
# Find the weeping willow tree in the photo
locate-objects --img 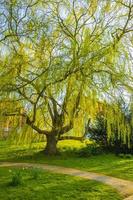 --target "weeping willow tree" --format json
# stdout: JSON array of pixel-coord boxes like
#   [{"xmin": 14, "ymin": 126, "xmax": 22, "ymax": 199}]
[{"xmin": 0, "ymin": 0, "xmax": 133, "ymax": 155}]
